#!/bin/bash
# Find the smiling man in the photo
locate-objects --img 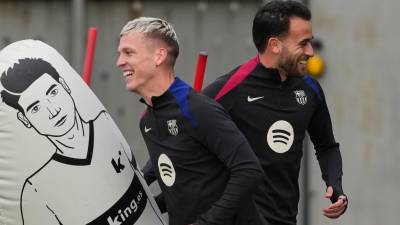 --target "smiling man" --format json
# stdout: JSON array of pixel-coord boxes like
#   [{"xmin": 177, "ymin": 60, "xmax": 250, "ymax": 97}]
[
  {"xmin": 0, "ymin": 57, "xmax": 165, "ymax": 225},
  {"xmin": 203, "ymin": 1, "xmax": 348, "ymax": 224},
  {"xmin": 116, "ymin": 17, "xmax": 265, "ymax": 225}
]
